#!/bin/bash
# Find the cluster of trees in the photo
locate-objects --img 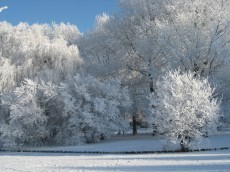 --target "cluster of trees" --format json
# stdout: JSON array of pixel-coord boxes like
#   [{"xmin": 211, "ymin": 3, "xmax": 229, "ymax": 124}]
[
  {"xmin": 1, "ymin": 76, "xmax": 131, "ymax": 147},
  {"xmin": 79, "ymin": 0, "xmax": 230, "ymax": 117},
  {"xmin": 79, "ymin": 0, "xmax": 228, "ymax": 150},
  {"xmin": 0, "ymin": 0, "xmax": 229, "ymax": 150},
  {"xmin": 0, "ymin": 22, "xmax": 131, "ymax": 147}
]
